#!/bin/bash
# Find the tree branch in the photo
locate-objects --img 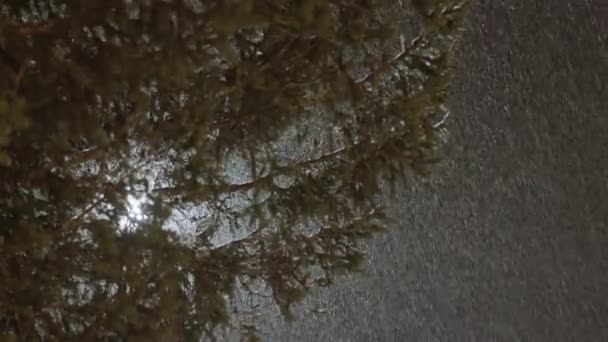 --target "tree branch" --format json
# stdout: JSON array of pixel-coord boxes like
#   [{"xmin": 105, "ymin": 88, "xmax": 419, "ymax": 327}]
[{"xmin": 355, "ymin": 34, "xmax": 413, "ymax": 84}]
